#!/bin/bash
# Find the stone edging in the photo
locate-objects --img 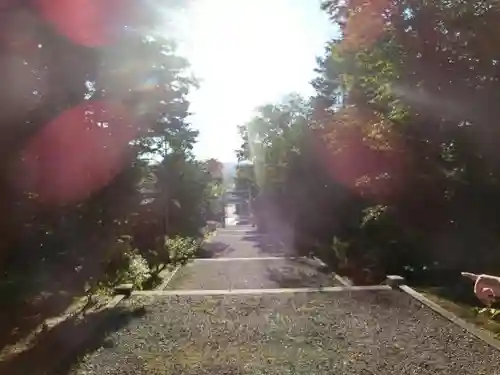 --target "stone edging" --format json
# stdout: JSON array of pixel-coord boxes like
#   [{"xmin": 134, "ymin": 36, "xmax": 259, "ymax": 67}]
[
  {"xmin": 391, "ymin": 279, "xmax": 500, "ymax": 352},
  {"xmin": 132, "ymin": 285, "xmax": 392, "ymax": 296},
  {"xmin": 311, "ymin": 256, "xmax": 353, "ymax": 286},
  {"xmin": 154, "ymin": 266, "xmax": 181, "ymax": 290},
  {"xmin": 275, "ymin": 239, "xmax": 353, "ymax": 287}
]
